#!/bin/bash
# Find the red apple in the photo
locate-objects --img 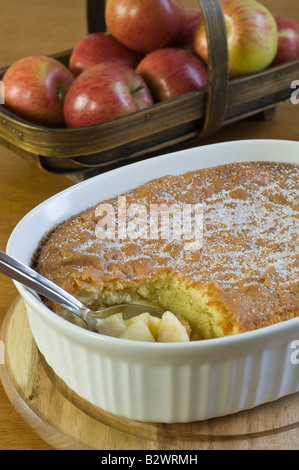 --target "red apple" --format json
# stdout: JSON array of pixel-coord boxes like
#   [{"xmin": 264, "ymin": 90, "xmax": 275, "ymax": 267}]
[
  {"xmin": 105, "ymin": 0, "xmax": 186, "ymax": 53},
  {"xmin": 2, "ymin": 56, "xmax": 74, "ymax": 127},
  {"xmin": 63, "ymin": 62, "xmax": 153, "ymax": 128},
  {"xmin": 171, "ymin": 8, "xmax": 202, "ymax": 53},
  {"xmin": 136, "ymin": 48, "xmax": 208, "ymax": 102},
  {"xmin": 194, "ymin": 0, "xmax": 278, "ymax": 77},
  {"xmin": 69, "ymin": 32, "xmax": 140, "ymax": 76},
  {"xmin": 271, "ymin": 15, "xmax": 299, "ymax": 65}
]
